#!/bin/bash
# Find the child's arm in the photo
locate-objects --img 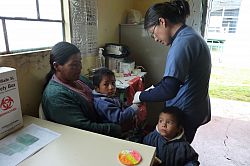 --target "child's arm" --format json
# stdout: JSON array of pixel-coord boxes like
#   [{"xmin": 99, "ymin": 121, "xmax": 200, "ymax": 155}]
[{"xmin": 95, "ymin": 97, "xmax": 139, "ymax": 124}]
